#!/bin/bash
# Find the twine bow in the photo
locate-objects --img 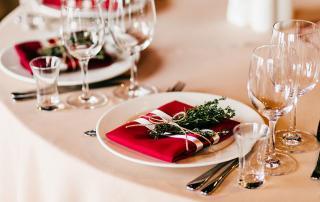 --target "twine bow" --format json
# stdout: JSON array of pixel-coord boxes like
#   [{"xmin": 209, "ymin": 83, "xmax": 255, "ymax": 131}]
[{"xmin": 126, "ymin": 112, "xmax": 215, "ymax": 151}]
